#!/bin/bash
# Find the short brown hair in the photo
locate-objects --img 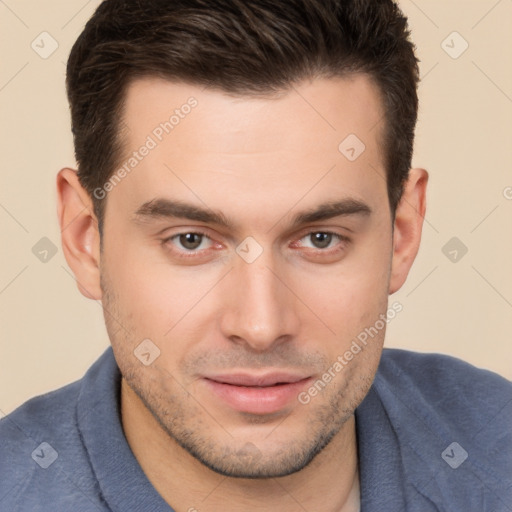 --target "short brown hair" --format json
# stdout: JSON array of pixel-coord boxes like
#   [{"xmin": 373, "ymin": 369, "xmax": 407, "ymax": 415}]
[{"xmin": 66, "ymin": 0, "xmax": 419, "ymax": 230}]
